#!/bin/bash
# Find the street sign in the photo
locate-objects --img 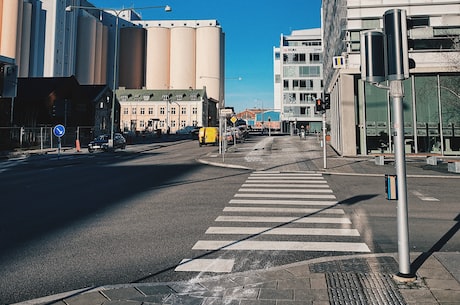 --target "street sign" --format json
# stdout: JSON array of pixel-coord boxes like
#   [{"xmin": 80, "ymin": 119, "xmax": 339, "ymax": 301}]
[
  {"xmin": 230, "ymin": 116, "xmax": 237, "ymax": 124},
  {"xmin": 53, "ymin": 124, "xmax": 65, "ymax": 138},
  {"xmin": 220, "ymin": 109, "xmax": 233, "ymax": 116}
]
